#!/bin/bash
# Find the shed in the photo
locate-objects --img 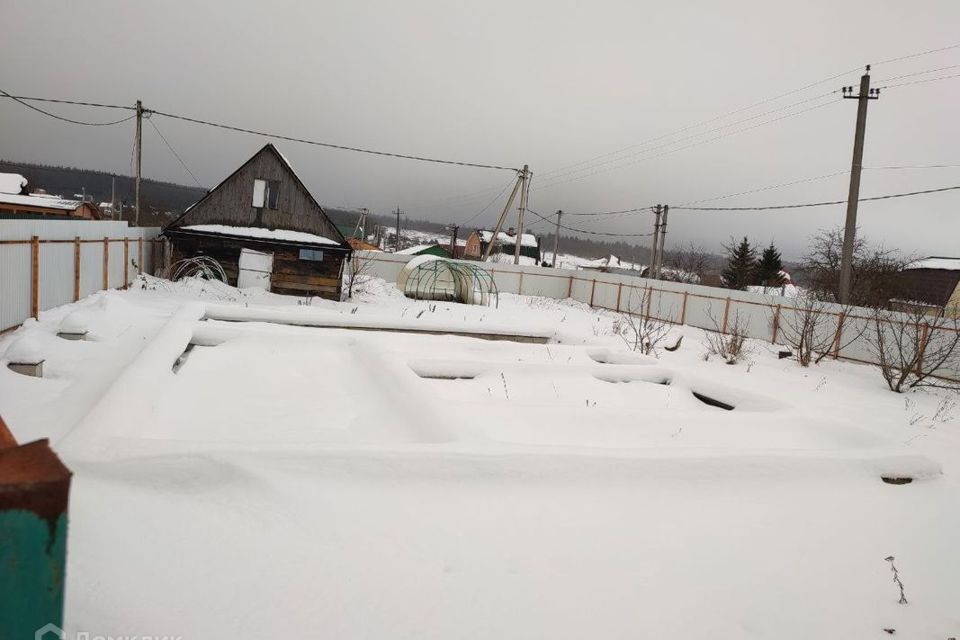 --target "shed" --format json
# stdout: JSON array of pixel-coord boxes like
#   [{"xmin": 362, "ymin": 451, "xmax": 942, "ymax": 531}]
[
  {"xmin": 895, "ymin": 257, "xmax": 960, "ymax": 315},
  {"xmin": 162, "ymin": 144, "xmax": 351, "ymax": 299},
  {"xmin": 0, "ymin": 172, "xmax": 101, "ymax": 220},
  {"xmin": 463, "ymin": 228, "xmax": 540, "ymax": 262},
  {"xmin": 396, "ymin": 244, "xmax": 451, "ymax": 258}
]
